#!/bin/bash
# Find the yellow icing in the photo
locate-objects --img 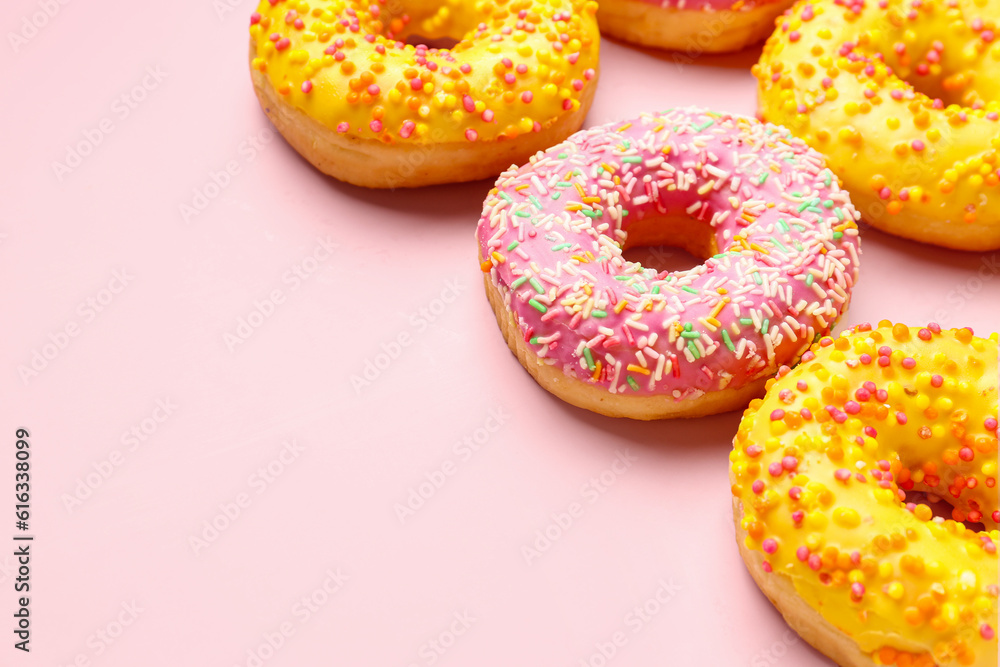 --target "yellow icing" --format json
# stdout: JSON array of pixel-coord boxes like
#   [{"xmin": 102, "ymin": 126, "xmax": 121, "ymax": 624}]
[
  {"xmin": 731, "ymin": 322, "xmax": 999, "ymax": 666},
  {"xmin": 754, "ymin": 0, "xmax": 1000, "ymax": 244},
  {"xmin": 249, "ymin": 0, "xmax": 600, "ymax": 143}
]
